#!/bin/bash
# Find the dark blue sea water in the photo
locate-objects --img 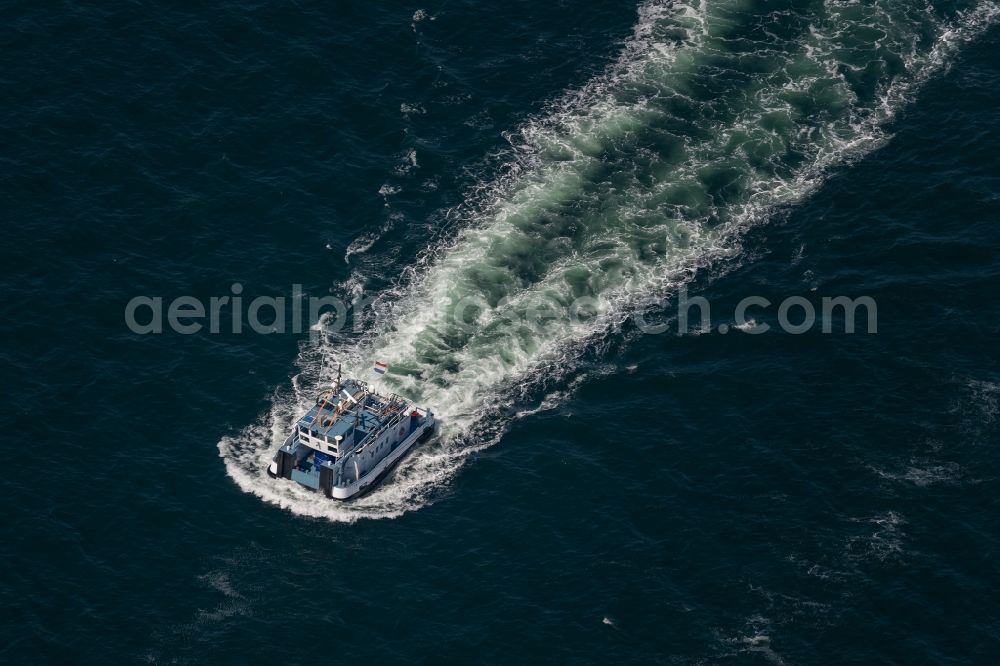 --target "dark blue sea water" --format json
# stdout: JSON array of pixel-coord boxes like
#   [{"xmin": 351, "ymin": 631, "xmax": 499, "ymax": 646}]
[{"xmin": 3, "ymin": 1, "xmax": 999, "ymax": 663}]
